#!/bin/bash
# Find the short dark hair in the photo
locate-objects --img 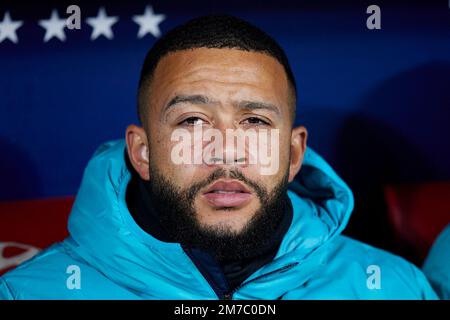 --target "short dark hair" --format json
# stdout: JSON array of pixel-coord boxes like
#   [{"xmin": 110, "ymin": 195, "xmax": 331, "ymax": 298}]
[{"xmin": 137, "ymin": 14, "xmax": 297, "ymax": 124}]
